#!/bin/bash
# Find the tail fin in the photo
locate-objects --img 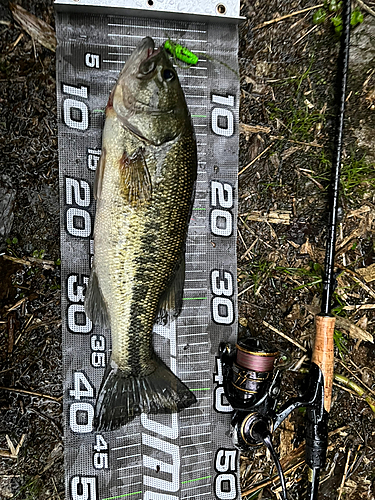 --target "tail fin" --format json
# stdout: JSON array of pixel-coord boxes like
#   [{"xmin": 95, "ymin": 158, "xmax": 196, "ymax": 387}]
[{"xmin": 95, "ymin": 357, "xmax": 196, "ymax": 431}]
